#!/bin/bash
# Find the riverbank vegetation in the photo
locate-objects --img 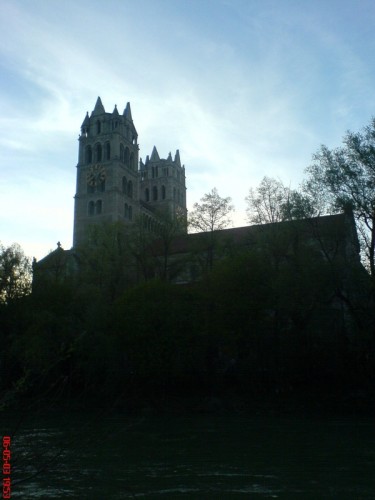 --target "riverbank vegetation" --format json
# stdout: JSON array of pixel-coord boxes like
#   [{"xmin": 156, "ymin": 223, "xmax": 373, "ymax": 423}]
[
  {"xmin": 1, "ymin": 228, "xmax": 374, "ymax": 415},
  {"xmin": 2, "ymin": 118, "xmax": 375, "ymax": 415}
]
